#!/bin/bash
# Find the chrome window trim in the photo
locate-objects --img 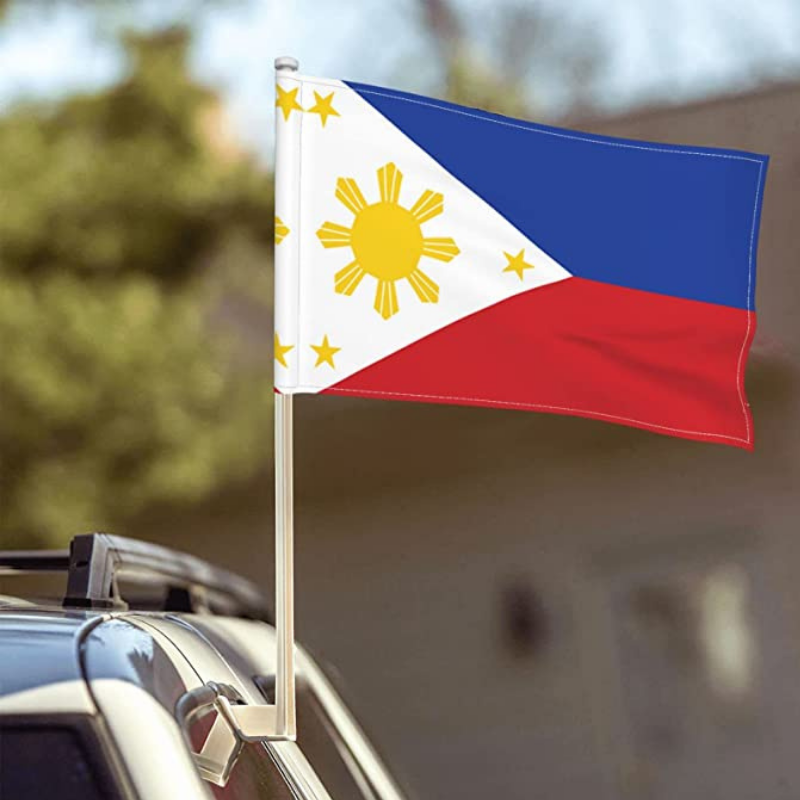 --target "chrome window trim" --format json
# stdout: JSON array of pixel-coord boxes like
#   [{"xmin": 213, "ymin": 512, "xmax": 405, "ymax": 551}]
[{"xmin": 269, "ymin": 740, "xmax": 336, "ymax": 800}]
